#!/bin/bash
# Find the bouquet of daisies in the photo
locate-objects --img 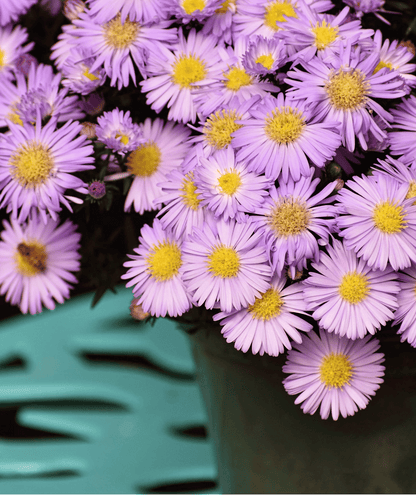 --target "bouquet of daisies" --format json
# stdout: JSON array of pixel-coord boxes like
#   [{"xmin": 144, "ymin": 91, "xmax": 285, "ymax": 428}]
[{"xmin": 0, "ymin": 0, "xmax": 416, "ymax": 421}]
